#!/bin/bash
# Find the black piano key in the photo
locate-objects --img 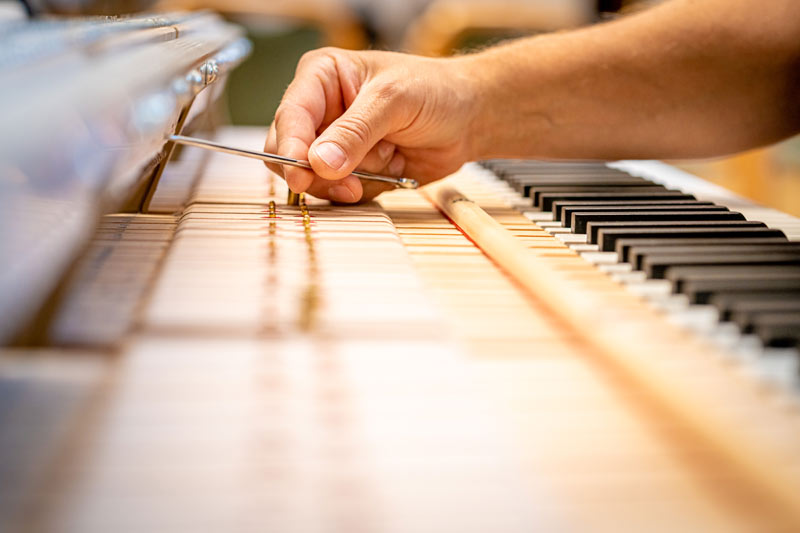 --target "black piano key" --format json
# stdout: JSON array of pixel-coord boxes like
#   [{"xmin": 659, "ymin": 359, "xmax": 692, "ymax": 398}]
[
  {"xmin": 539, "ymin": 192, "xmax": 693, "ymax": 211},
  {"xmin": 629, "ymin": 243, "xmax": 800, "ymax": 271},
  {"xmin": 614, "ymin": 237, "xmax": 789, "ymax": 263},
  {"xmin": 517, "ymin": 178, "xmax": 650, "ymax": 196},
  {"xmin": 667, "ymin": 264, "xmax": 800, "ymax": 290},
  {"xmin": 508, "ymin": 177, "xmax": 645, "ymax": 195},
  {"xmin": 571, "ymin": 211, "xmax": 744, "ymax": 234},
  {"xmin": 552, "ymin": 200, "xmax": 716, "ymax": 220},
  {"xmin": 710, "ymin": 291, "xmax": 800, "ymax": 321},
  {"xmin": 589, "ymin": 220, "xmax": 765, "ymax": 246},
  {"xmin": 597, "ymin": 226, "xmax": 781, "ymax": 252},
  {"xmin": 559, "ymin": 203, "xmax": 723, "ymax": 225},
  {"xmin": 647, "ymin": 252, "xmax": 800, "ymax": 279},
  {"xmin": 750, "ymin": 313, "xmax": 800, "ymax": 348},
  {"xmin": 531, "ymin": 185, "xmax": 668, "ymax": 207},
  {"xmin": 487, "ymin": 161, "xmax": 620, "ymax": 176},
  {"xmin": 508, "ymin": 171, "xmax": 632, "ymax": 181},
  {"xmin": 501, "ymin": 166, "xmax": 625, "ymax": 175},
  {"xmin": 687, "ymin": 280, "xmax": 800, "ymax": 304},
  {"xmin": 508, "ymin": 176, "xmax": 647, "ymax": 194},
  {"xmin": 729, "ymin": 301, "xmax": 800, "ymax": 332},
  {"xmin": 680, "ymin": 265, "xmax": 800, "ymax": 304}
]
